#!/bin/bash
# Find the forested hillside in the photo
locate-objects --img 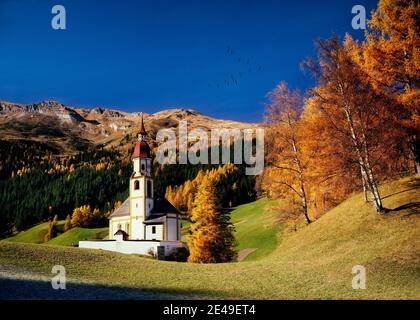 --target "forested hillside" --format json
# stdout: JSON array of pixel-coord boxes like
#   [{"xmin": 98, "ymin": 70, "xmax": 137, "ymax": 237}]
[{"xmin": 0, "ymin": 142, "xmax": 256, "ymax": 238}]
